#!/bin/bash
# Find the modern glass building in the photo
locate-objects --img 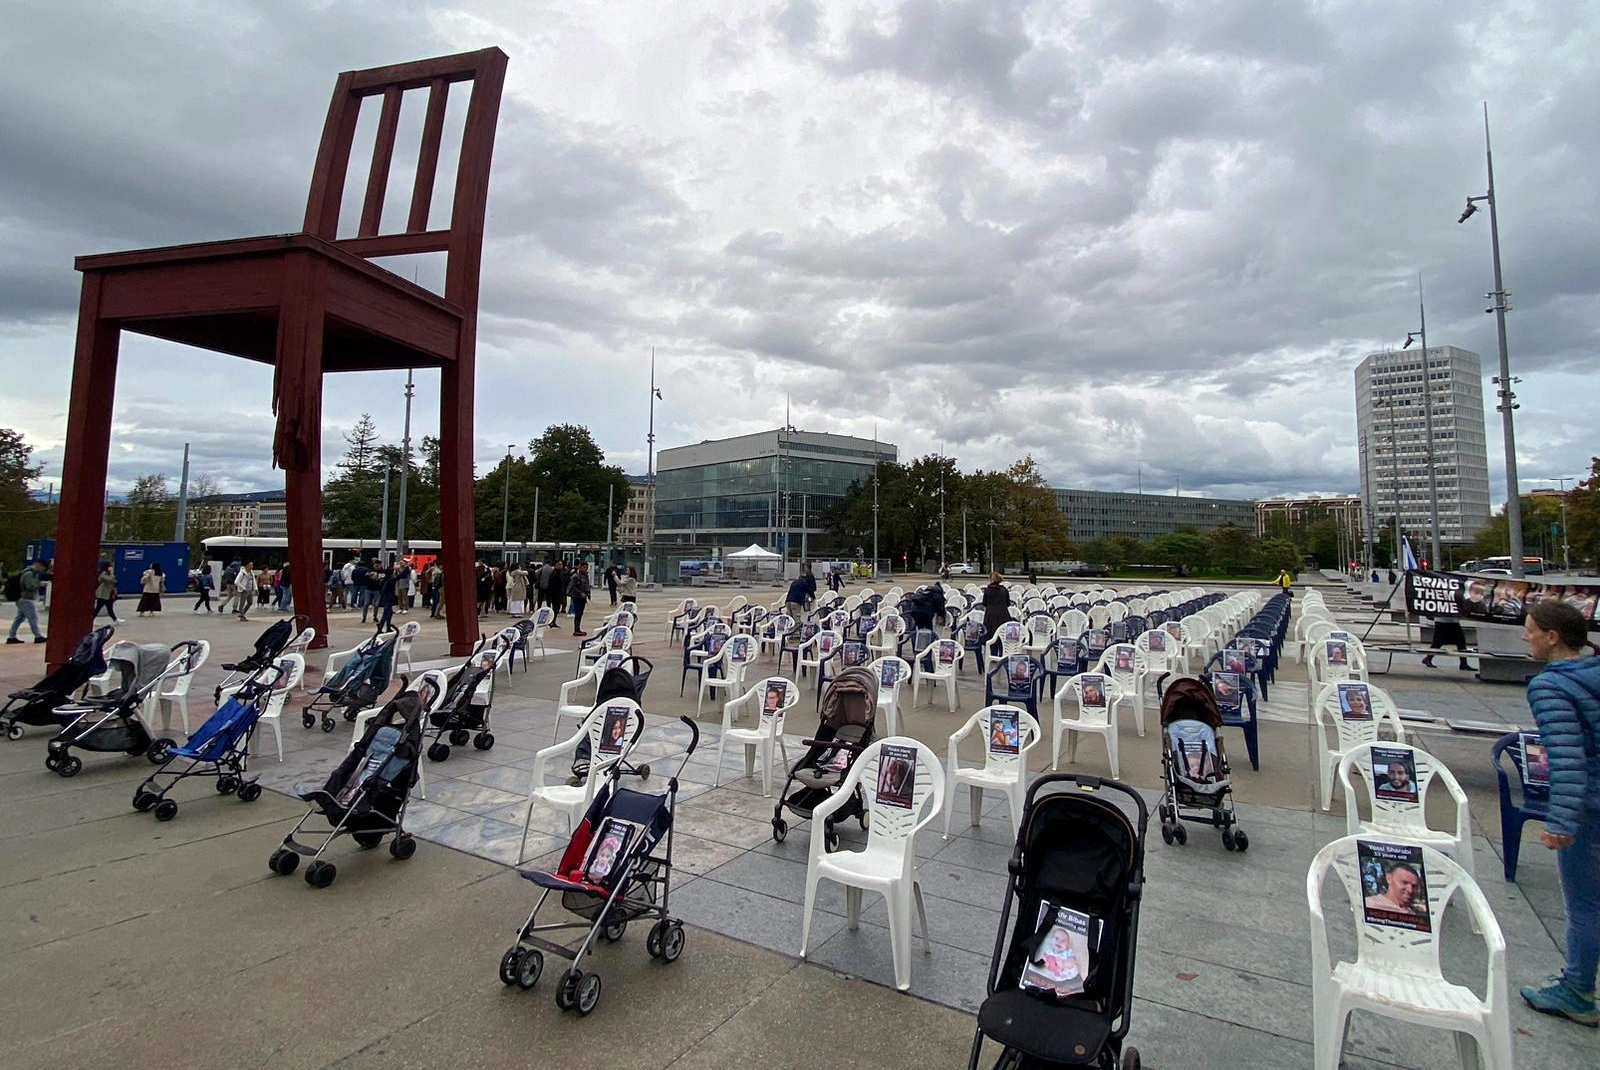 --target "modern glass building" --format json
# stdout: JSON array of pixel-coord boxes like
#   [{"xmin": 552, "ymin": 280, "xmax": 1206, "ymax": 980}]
[
  {"xmin": 655, "ymin": 430, "xmax": 897, "ymax": 557},
  {"xmin": 1051, "ymin": 488, "xmax": 1256, "ymax": 542}
]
